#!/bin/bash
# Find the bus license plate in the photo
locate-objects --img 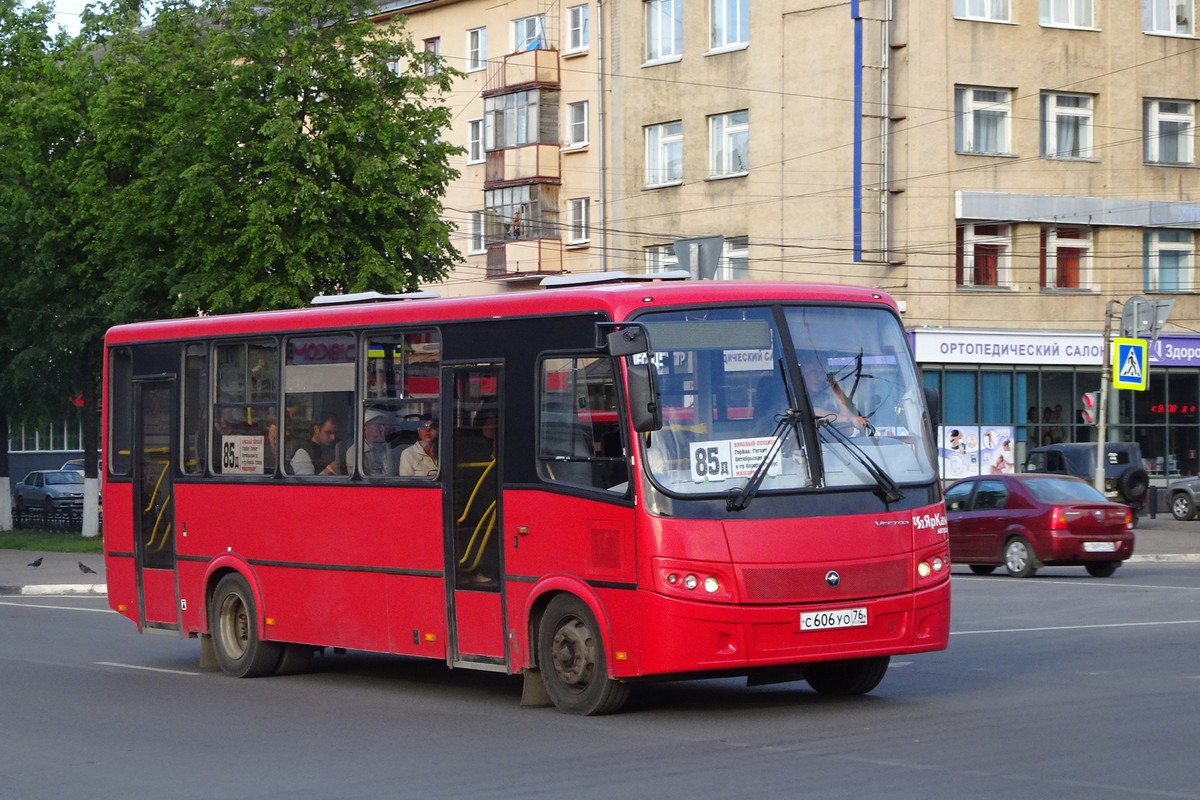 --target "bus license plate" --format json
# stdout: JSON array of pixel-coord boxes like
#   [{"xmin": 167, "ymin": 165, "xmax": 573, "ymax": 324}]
[
  {"xmin": 800, "ymin": 607, "xmax": 868, "ymax": 632},
  {"xmin": 1083, "ymin": 541, "xmax": 1117, "ymax": 553}
]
